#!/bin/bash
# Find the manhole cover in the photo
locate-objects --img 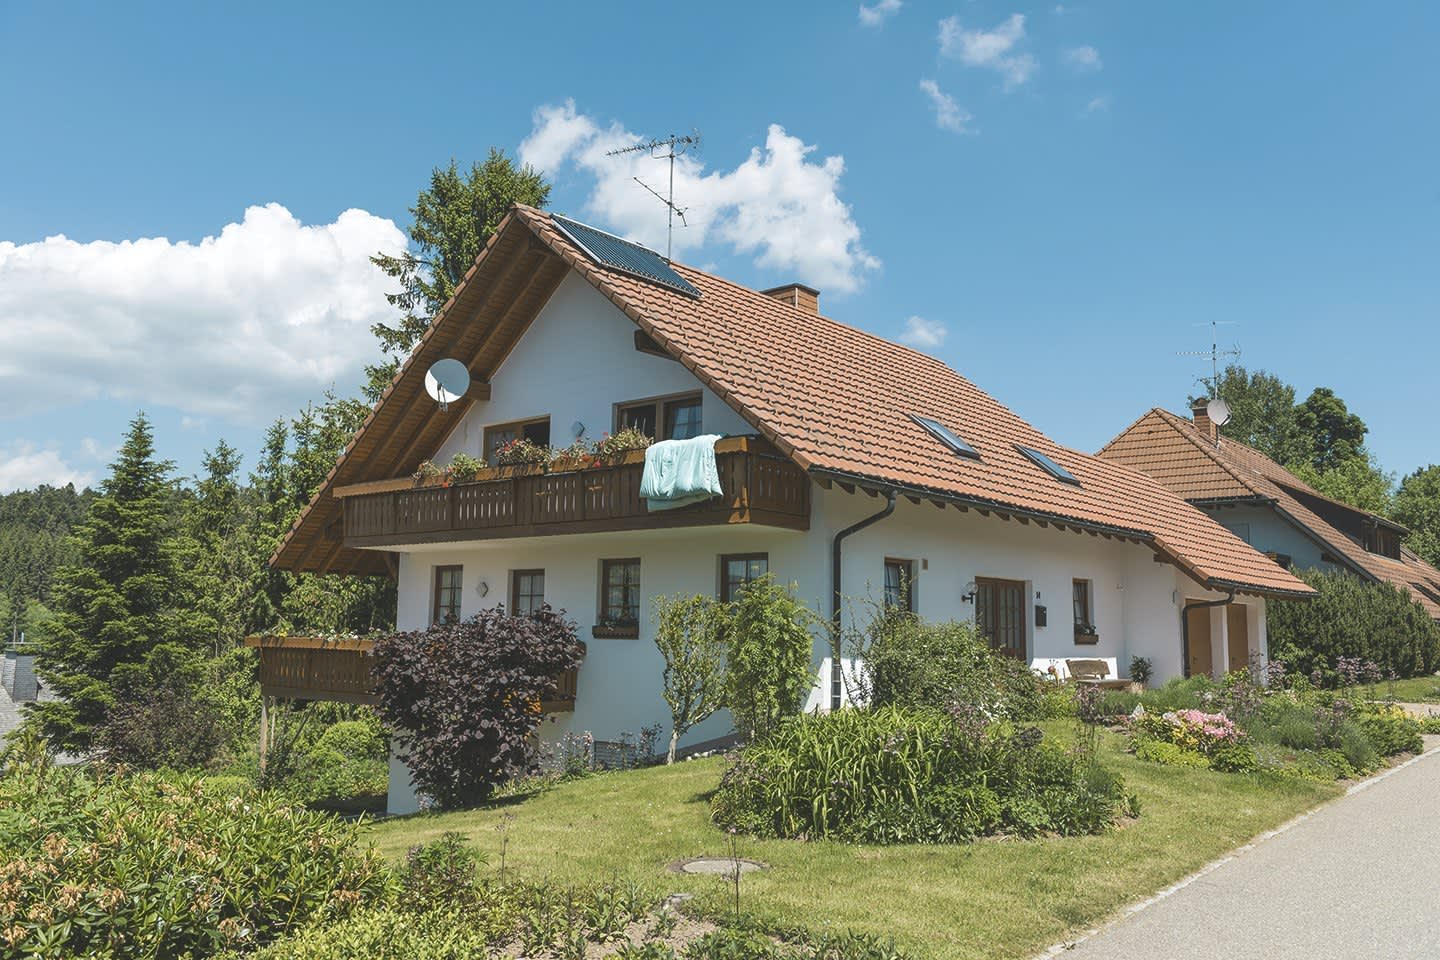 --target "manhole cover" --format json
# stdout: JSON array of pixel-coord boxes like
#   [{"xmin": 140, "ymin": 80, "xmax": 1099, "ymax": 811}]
[{"xmin": 671, "ymin": 857, "xmax": 768, "ymax": 875}]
